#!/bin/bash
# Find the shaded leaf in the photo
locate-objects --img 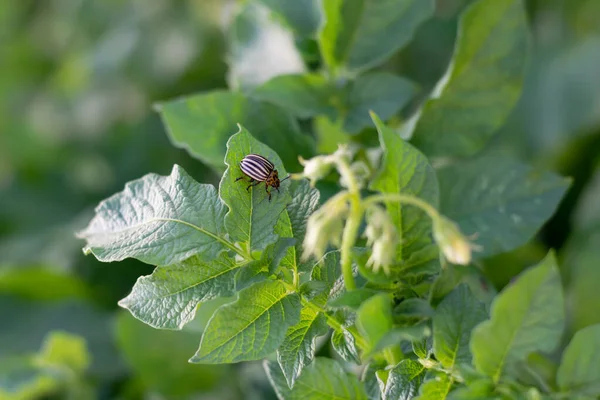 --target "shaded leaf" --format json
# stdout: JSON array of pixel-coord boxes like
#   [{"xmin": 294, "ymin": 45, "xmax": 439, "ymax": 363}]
[
  {"xmin": 277, "ymin": 304, "xmax": 329, "ymax": 387},
  {"xmin": 319, "ymin": 0, "xmax": 435, "ymax": 74},
  {"xmin": 439, "ymin": 155, "xmax": 570, "ymax": 258},
  {"xmin": 369, "ymin": 113, "xmax": 440, "ymax": 276},
  {"xmin": 264, "ymin": 360, "xmax": 292, "ymax": 400},
  {"xmin": 411, "ymin": 0, "xmax": 530, "ymax": 157},
  {"xmin": 118, "ymin": 253, "xmax": 240, "ymax": 330},
  {"xmin": 433, "ymin": 284, "xmax": 487, "ymax": 369},
  {"xmin": 344, "ymin": 72, "xmax": 415, "ymax": 134},
  {"xmin": 382, "ymin": 359, "xmax": 425, "ymax": 400},
  {"xmin": 257, "ymin": 0, "xmax": 321, "ymax": 37},
  {"xmin": 78, "ymin": 165, "xmax": 228, "ymax": 266},
  {"xmin": 157, "ymin": 91, "xmax": 313, "ymax": 172},
  {"xmin": 328, "ymin": 288, "xmax": 379, "ymax": 310},
  {"xmin": 557, "ymin": 324, "xmax": 600, "ymax": 396},
  {"xmin": 315, "ymin": 115, "xmax": 350, "ymax": 154},
  {"xmin": 221, "ymin": 126, "xmax": 292, "ymax": 252},
  {"xmin": 288, "ymin": 357, "xmax": 367, "ymax": 399},
  {"xmin": 369, "ymin": 325, "xmax": 431, "ymax": 357},
  {"xmin": 252, "ymin": 73, "xmax": 337, "ymax": 119},
  {"xmin": 470, "ymin": 252, "xmax": 565, "ymax": 382},
  {"xmin": 286, "ymin": 180, "xmax": 321, "ymax": 273},
  {"xmin": 332, "ymin": 328, "xmax": 361, "ymax": 364},
  {"xmin": 190, "ymin": 280, "xmax": 301, "ymax": 363}
]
